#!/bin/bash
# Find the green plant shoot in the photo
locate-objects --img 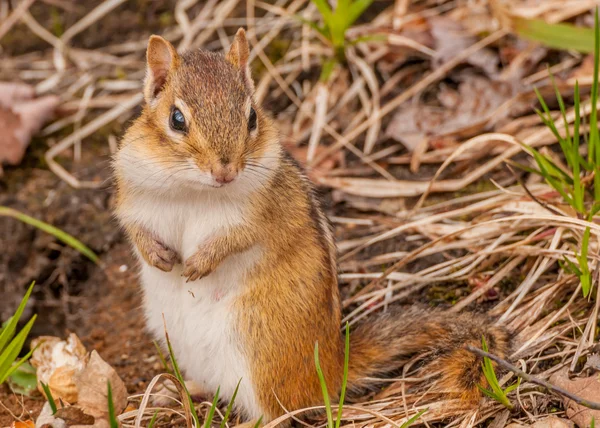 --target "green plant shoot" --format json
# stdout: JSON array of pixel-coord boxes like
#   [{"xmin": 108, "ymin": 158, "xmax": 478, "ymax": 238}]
[
  {"xmin": 0, "ymin": 282, "xmax": 37, "ymax": 385},
  {"xmin": 477, "ymin": 337, "xmax": 519, "ymax": 410},
  {"xmin": 518, "ymin": 9, "xmax": 600, "ymax": 297}
]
